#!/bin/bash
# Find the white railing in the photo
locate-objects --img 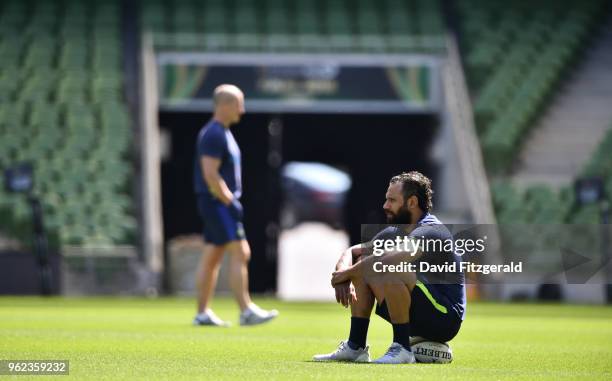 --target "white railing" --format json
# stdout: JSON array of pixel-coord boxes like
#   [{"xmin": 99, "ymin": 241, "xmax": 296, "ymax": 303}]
[
  {"xmin": 444, "ymin": 34, "xmax": 504, "ymax": 299},
  {"xmin": 443, "ymin": 34, "xmax": 496, "ymax": 225}
]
